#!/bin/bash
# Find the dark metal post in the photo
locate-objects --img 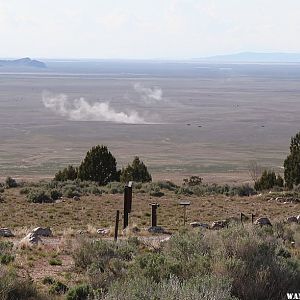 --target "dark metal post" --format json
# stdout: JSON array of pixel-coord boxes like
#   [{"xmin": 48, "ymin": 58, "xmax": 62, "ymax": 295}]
[
  {"xmin": 114, "ymin": 210, "xmax": 119, "ymax": 241},
  {"xmin": 179, "ymin": 201, "xmax": 191, "ymax": 226},
  {"xmin": 150, "ymin": 203, "xmax": 160, "ymax": 227},
  {"xmin": 240, "ymin": 213, "xmax": 245, "ymax": 227},
  {"xmin": 123, "ymin": 195, "xmax": 129, "ymax": 229},
  {"xmin": 251, "ymin": 213, "xmax": 255, "ymax": 224},
  {"xmin": 123, "ymin": 181, "xmax": 133, "ymax": 229}
]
